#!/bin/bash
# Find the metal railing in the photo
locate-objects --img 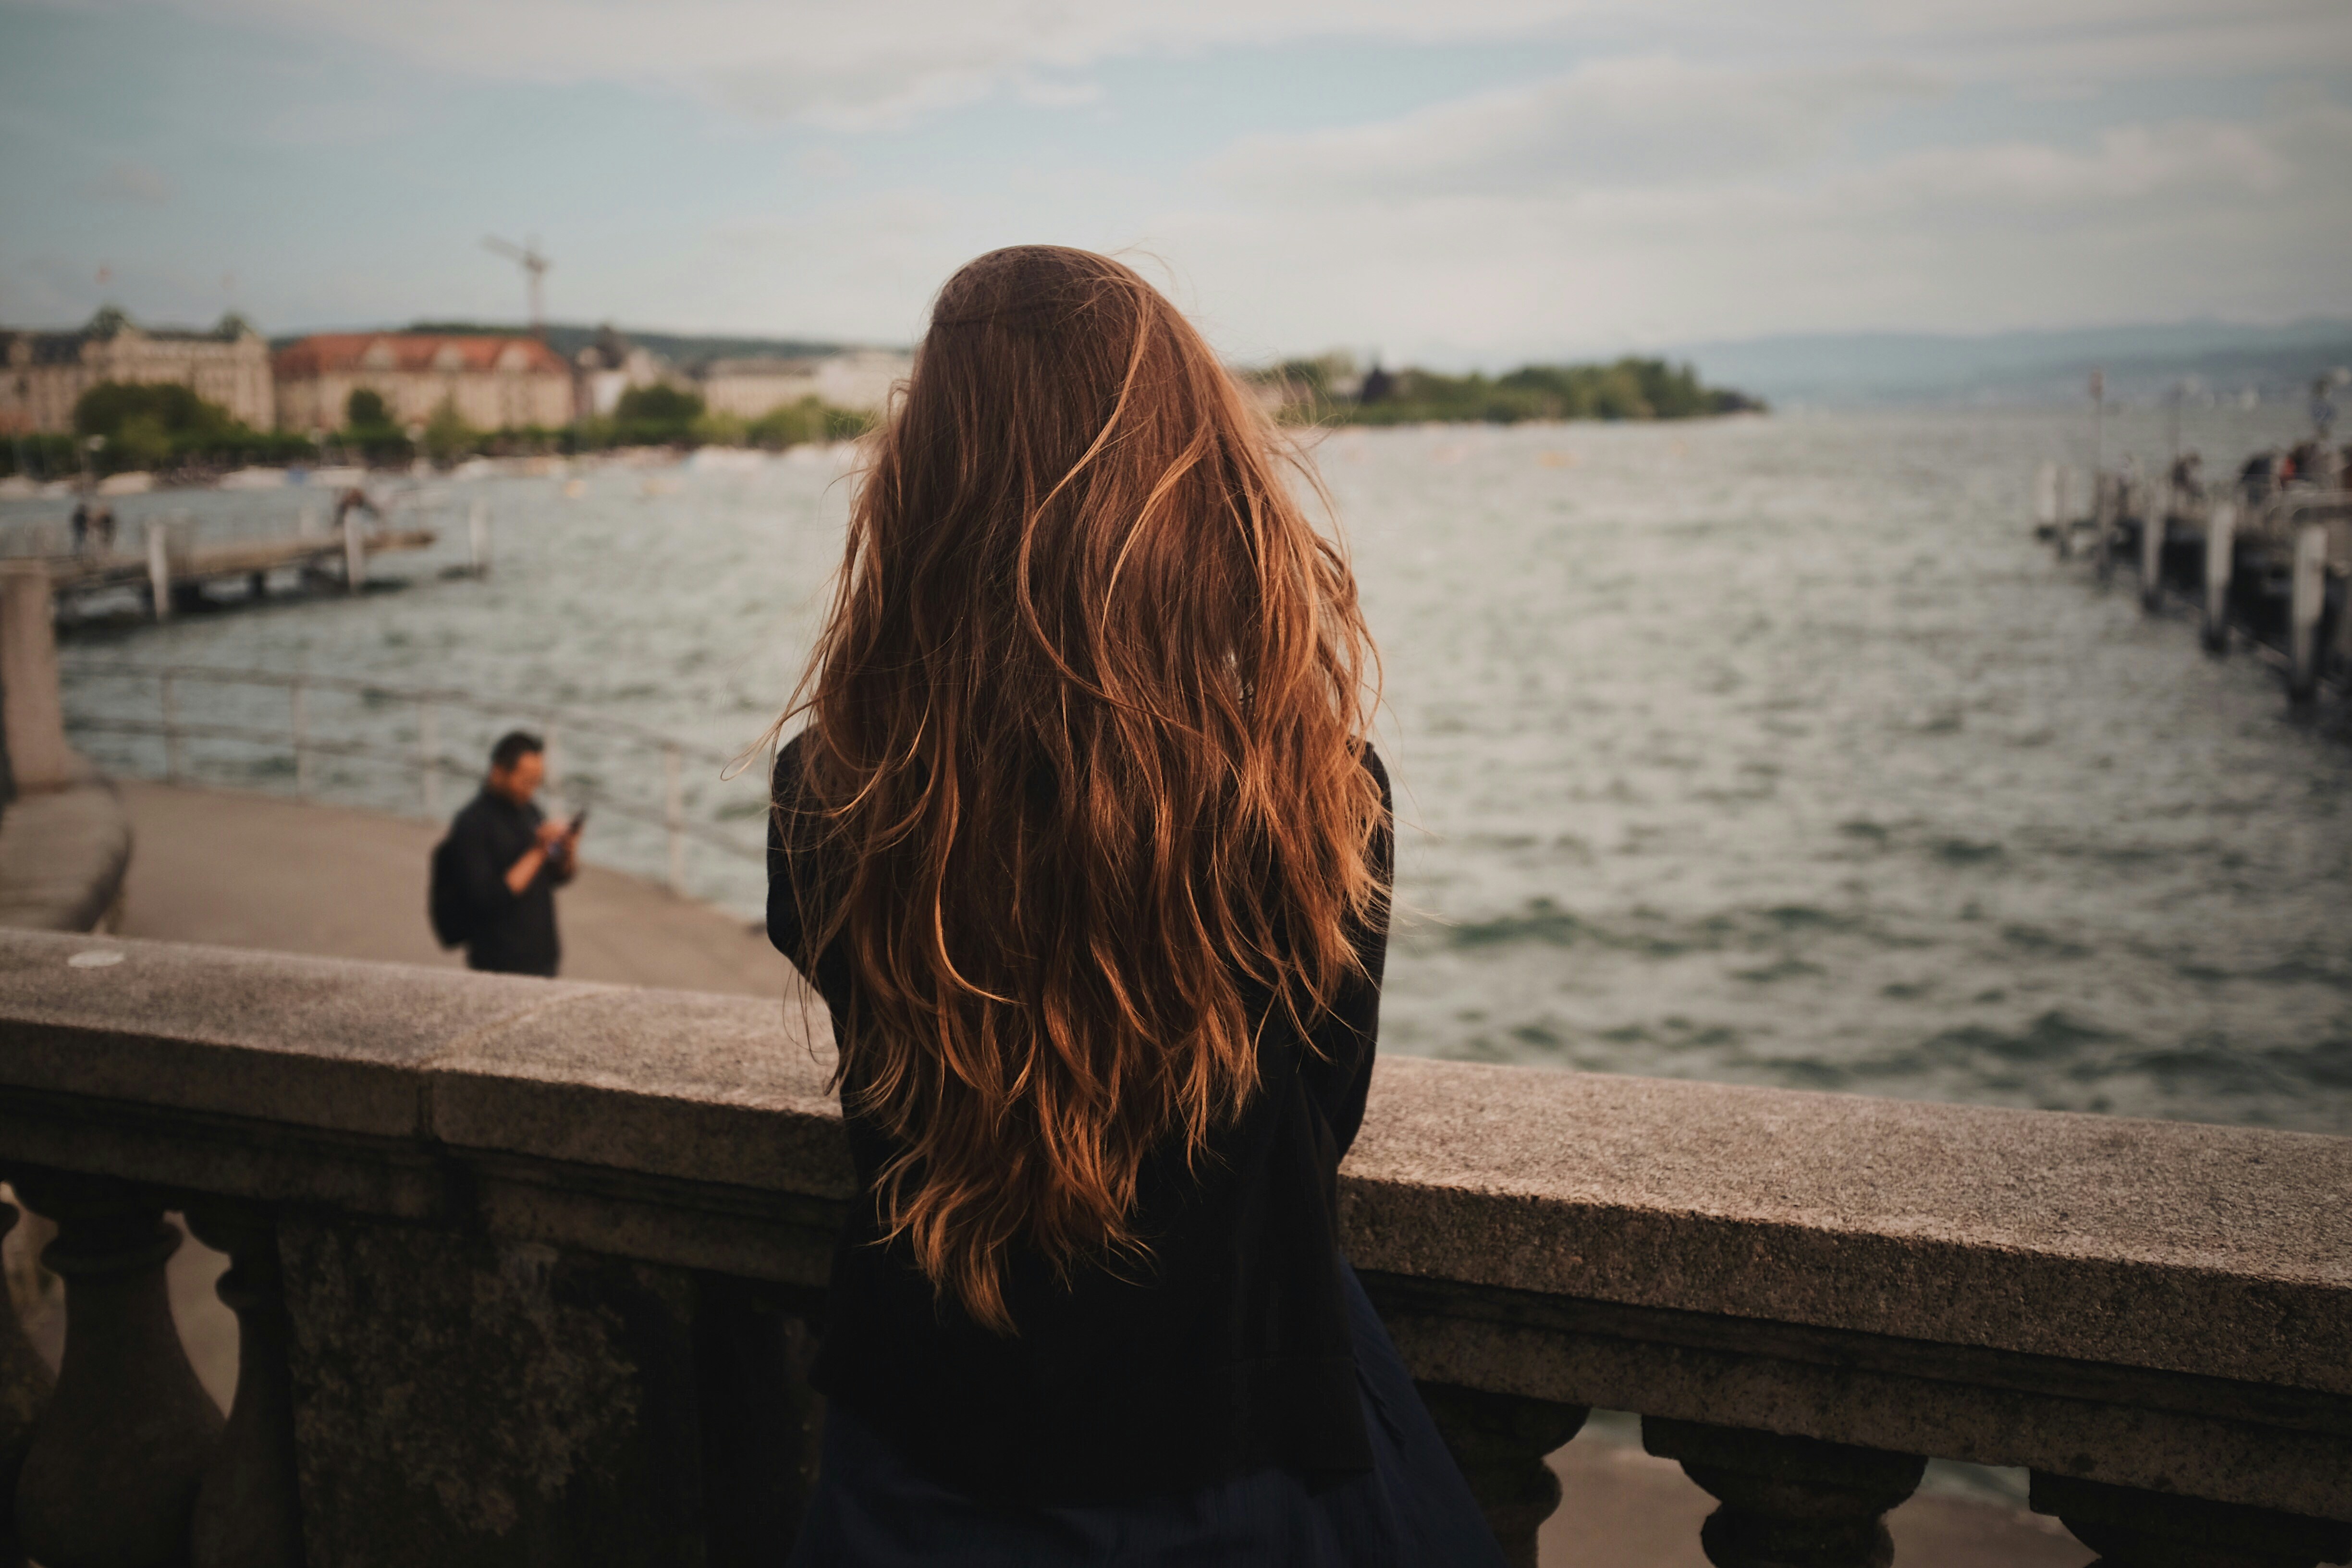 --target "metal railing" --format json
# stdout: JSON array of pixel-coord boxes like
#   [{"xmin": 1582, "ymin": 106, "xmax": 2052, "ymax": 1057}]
[{"xmin": 60, "ymin": 658, "xmax": 770, "ymax": 893}]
